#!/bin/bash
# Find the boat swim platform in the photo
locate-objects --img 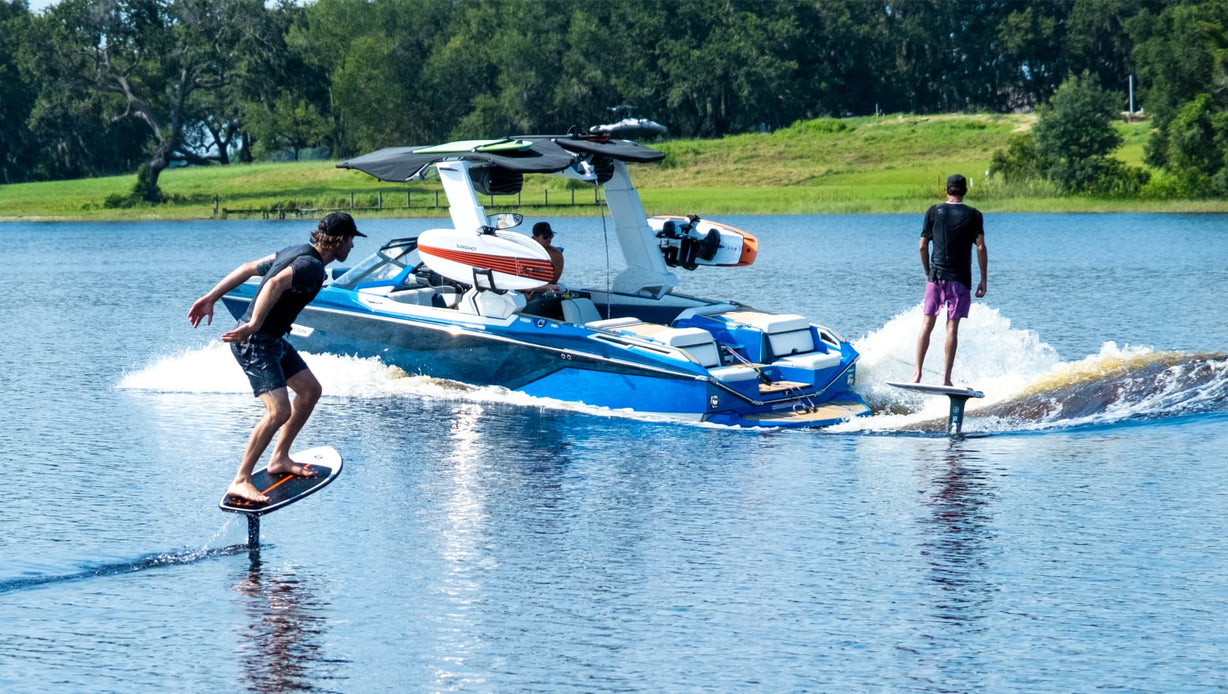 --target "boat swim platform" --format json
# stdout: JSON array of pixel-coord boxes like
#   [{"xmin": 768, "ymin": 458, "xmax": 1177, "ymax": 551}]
[{"xmin": 739, "ymin": 401, "xmax": 871, "ymax": 427}]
